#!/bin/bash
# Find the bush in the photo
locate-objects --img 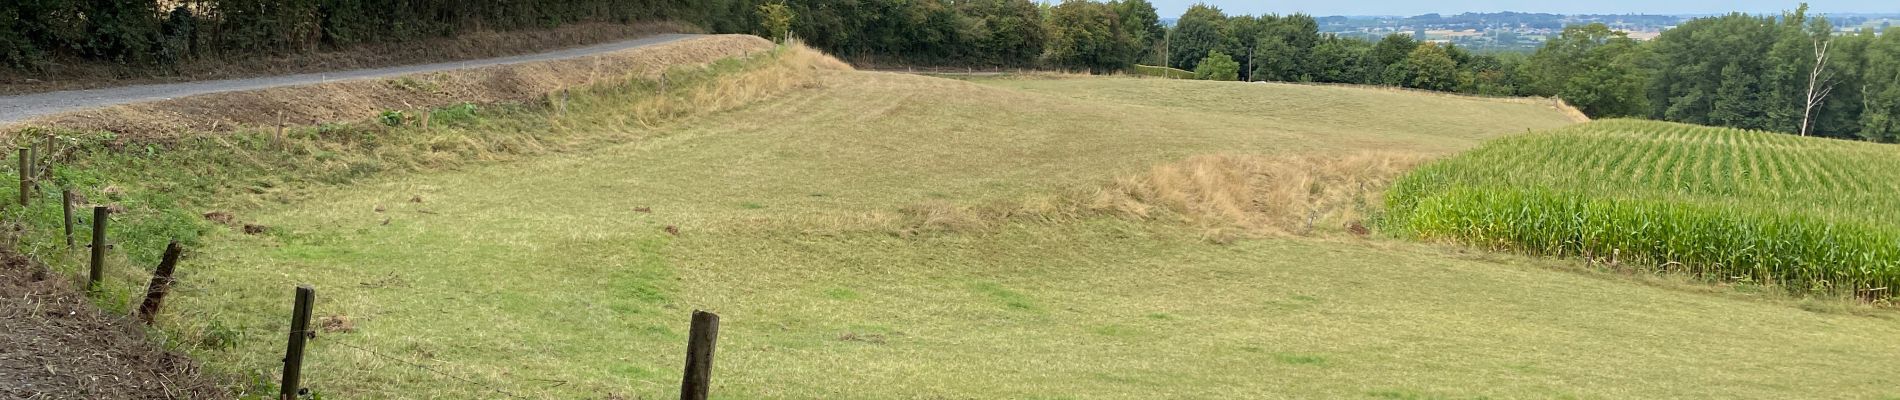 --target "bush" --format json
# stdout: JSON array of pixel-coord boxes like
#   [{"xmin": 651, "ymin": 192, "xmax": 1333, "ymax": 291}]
[{"xmin": 1194, "ymin": 50, "xmax": 1239, "ymax": 81}]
